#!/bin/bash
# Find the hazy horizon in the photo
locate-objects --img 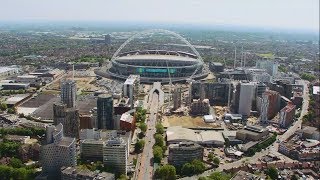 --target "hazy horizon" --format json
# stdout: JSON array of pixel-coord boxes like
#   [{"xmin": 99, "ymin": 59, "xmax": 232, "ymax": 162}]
[{"xmin": 0, "ymin": 0, "xmax": 319, "ymax": 33}]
